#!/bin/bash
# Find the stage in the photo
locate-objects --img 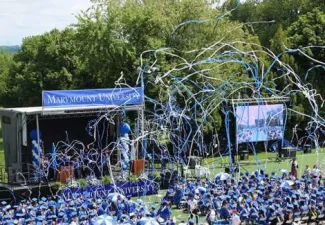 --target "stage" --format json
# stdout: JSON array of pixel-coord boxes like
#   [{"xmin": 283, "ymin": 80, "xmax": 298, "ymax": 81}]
[
  {"xmin": 0, "ymin": 178, "xmax": 159, "ymax": 202},
  {"xmin": 0, "ymin": 182, "xmax": 57, "ymax": 202}
]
